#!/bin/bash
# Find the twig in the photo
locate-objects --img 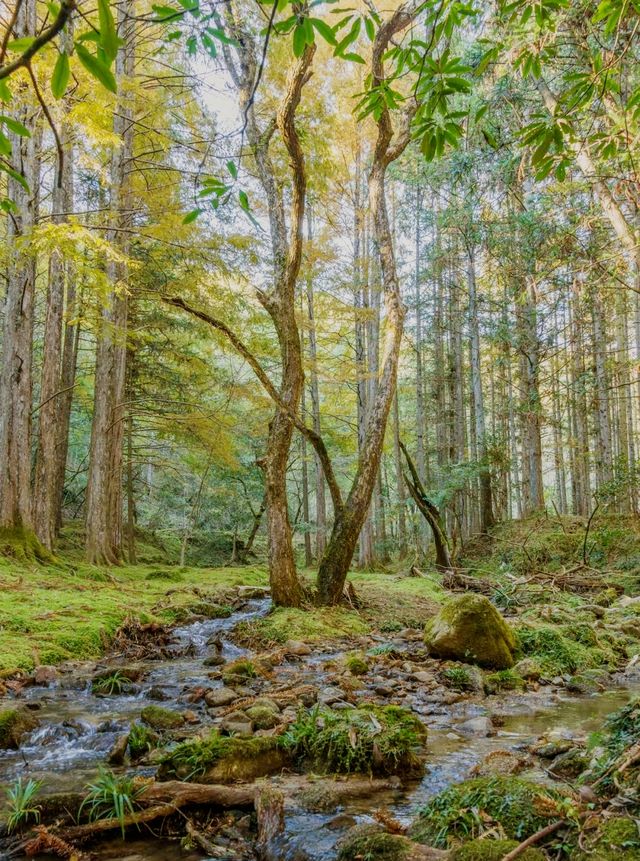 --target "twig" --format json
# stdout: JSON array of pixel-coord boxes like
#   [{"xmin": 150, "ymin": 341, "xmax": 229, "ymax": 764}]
[{"xmin": 500, "ymin": 820, "xmax": 564, "ymax": 860}]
